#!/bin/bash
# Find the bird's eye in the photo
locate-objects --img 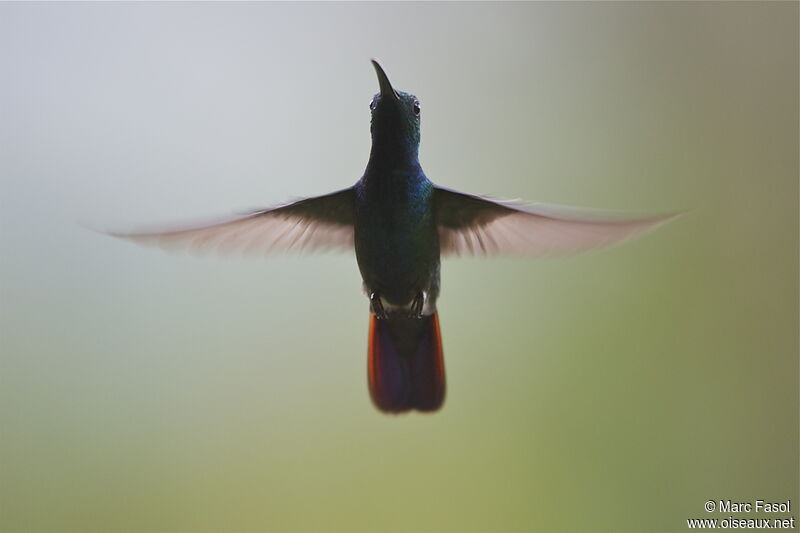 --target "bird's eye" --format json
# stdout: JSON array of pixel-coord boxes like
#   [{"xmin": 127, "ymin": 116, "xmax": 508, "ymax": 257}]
[
  {"xmin": 413, "ymin": 101, "xmax": 421, "ymax": 116},
  {"xmin": 369, "ymin": 99, "xmax": 376, "ymax": 111}
]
